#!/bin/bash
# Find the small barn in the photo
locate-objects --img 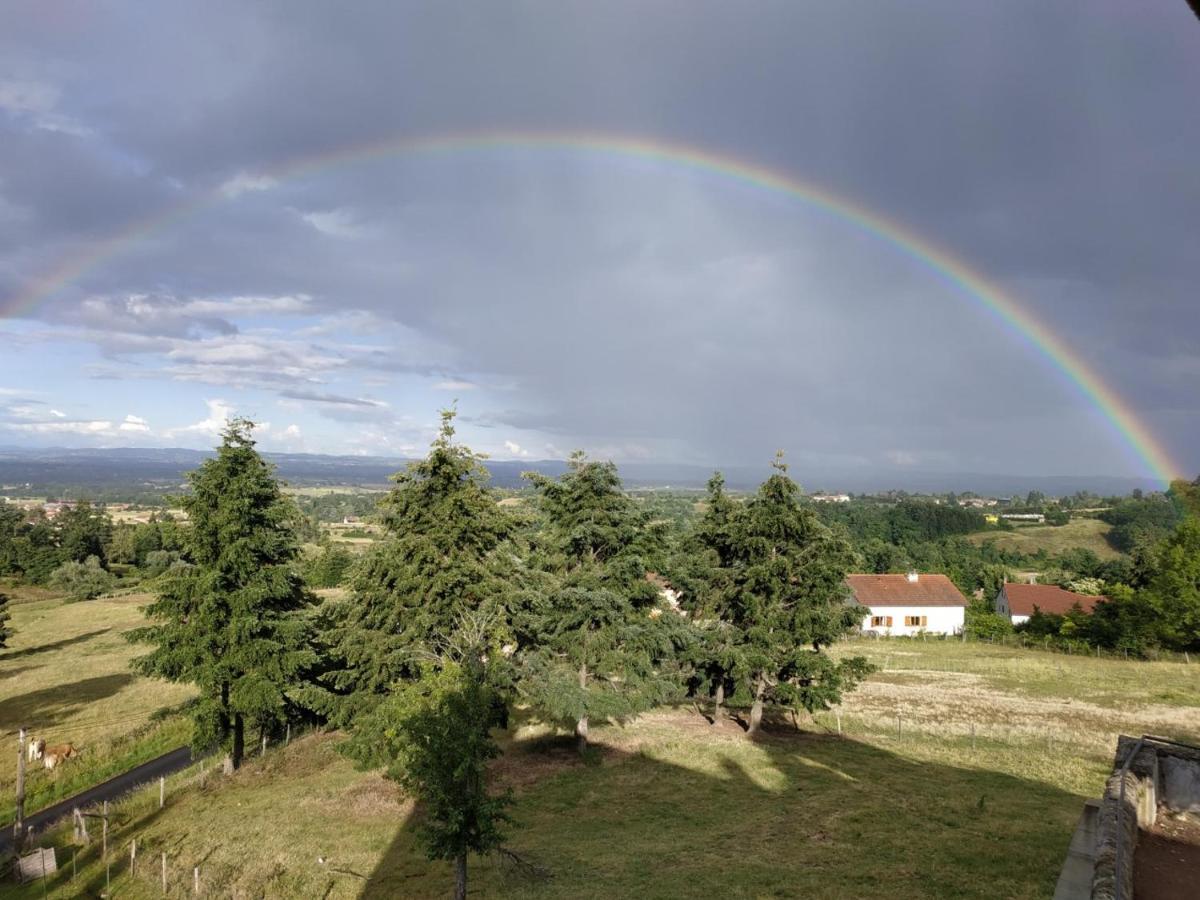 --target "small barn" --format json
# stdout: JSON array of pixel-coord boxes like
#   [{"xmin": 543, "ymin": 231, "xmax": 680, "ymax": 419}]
[
  {"xmin": 995, "ymin": 582, "xmax": 1102, "ymax": 626},
  {"xmin": 845, "ymin": 572, "xmax": 967, "ymax": 636}
]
